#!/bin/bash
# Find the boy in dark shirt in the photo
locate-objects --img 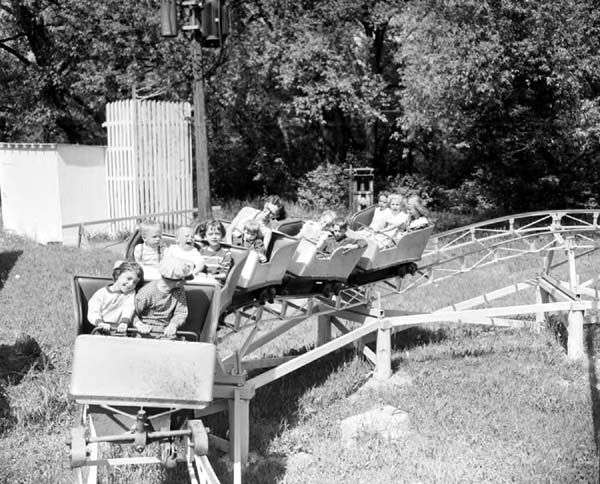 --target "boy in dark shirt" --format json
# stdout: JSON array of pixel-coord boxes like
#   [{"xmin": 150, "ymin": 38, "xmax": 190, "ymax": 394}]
[{"xmin": 317, "ymin": 217, "xmax": 366, "ymax": 258}]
